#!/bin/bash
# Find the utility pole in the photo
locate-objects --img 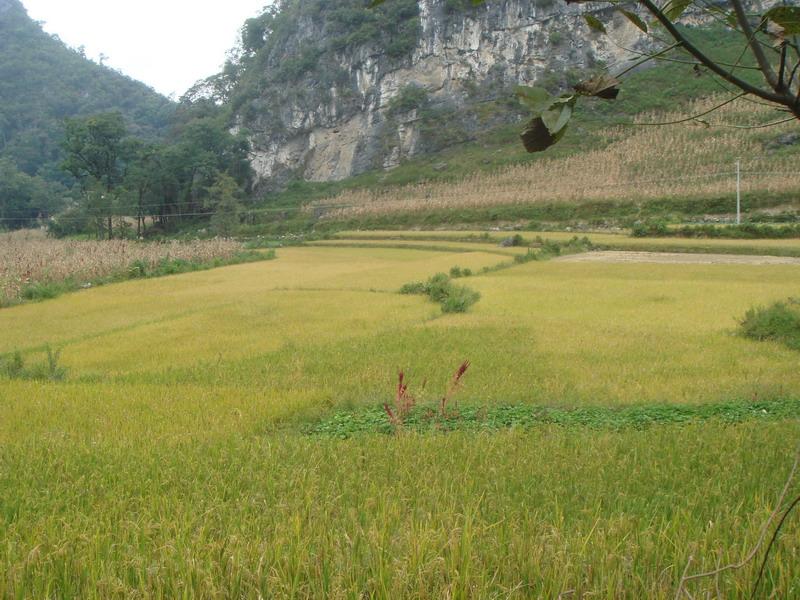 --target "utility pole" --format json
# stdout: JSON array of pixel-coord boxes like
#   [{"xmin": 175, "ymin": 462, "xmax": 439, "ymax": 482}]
[{"xmin": 736, "ymin": 160, "xmax": 741, "ymax": 225}]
